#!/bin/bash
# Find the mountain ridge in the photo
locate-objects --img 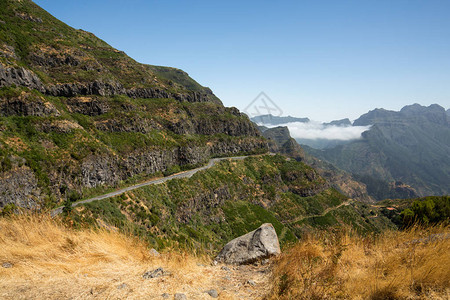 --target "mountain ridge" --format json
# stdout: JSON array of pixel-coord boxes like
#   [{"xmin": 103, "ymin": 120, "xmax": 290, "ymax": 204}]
[
  {"xmin": 0, "ymin": 0, "xmax": 268, "ymax": 210},
  {"xmin": 307, "ymin": 103, "xmax": 450, "ymax": 198}
]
